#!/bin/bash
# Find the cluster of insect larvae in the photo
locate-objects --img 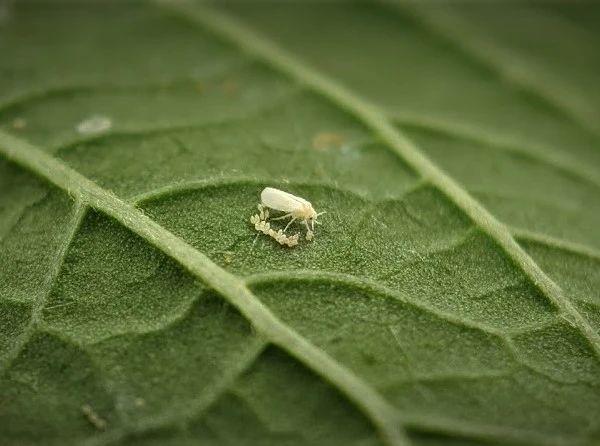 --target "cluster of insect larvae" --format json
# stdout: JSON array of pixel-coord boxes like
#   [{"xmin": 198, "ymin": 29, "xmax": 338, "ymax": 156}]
[
  {"xmin": 250, "ymin": 205, "xmax": 300, "ymax": 247},
  {"xmin": 250, "ymin": 187, "xmax": 326, "ymax": 247}
]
